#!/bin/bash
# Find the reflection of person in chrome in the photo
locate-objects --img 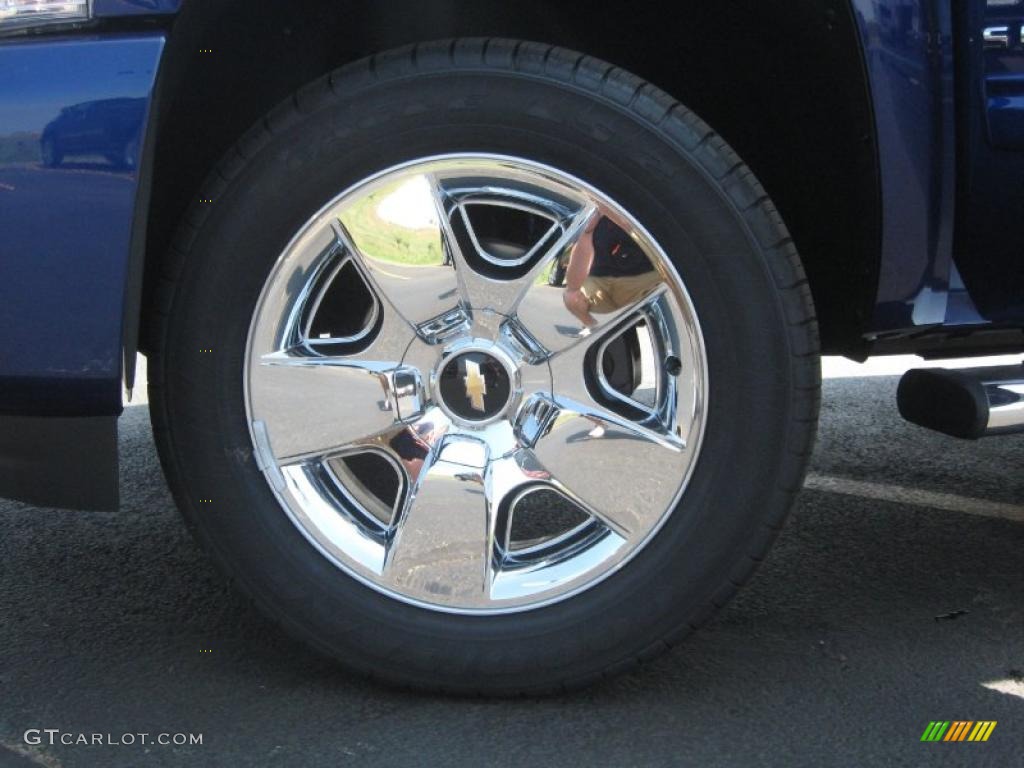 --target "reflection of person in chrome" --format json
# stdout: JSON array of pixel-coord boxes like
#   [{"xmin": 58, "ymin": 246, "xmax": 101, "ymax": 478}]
[
  {"xmin": 387, "ymin": 419, "xmax": 443, "ymax": 484},
  {"xmin": 562, "ymin": 206, "xmax": 661, "ymax": 327}
]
